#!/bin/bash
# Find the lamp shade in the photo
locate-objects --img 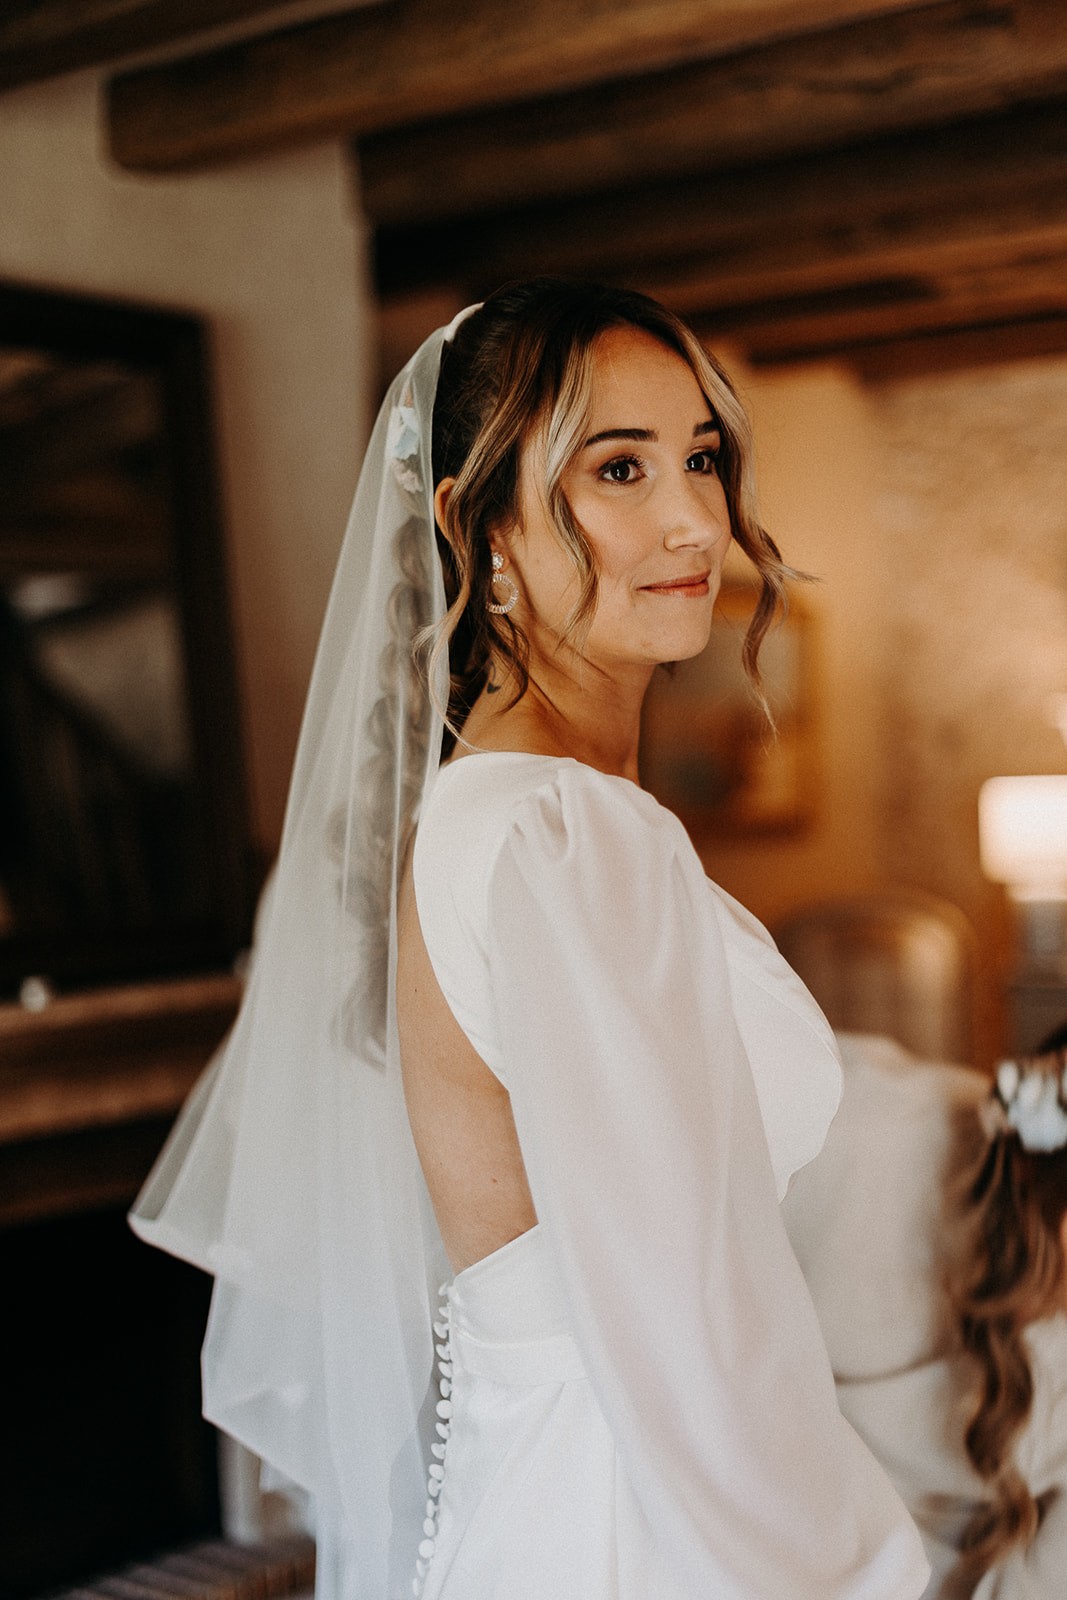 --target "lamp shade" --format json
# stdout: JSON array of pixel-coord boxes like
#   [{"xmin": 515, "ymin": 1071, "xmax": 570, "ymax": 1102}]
[{"xmin": 979, "ymin": 776, "xmax": 1067, "ymax": 896}]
